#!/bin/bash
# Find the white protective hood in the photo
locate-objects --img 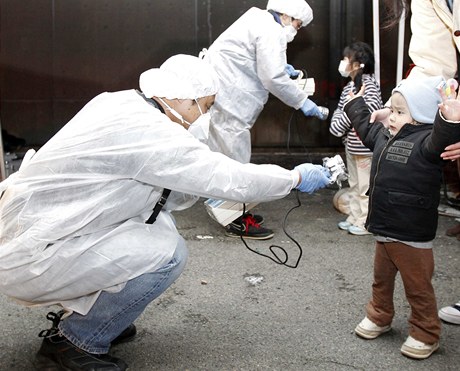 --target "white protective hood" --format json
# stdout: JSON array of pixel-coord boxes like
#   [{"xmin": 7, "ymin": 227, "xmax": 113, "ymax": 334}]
[
  {"xmin": 266, "ymin": 0, "xmax": 313, "ymax": 27},
  {"xmin": 140, "ymin": 54, "xmax": 219, "ymax": 100}
]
